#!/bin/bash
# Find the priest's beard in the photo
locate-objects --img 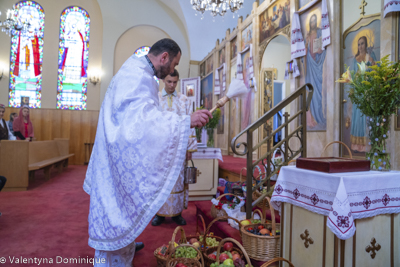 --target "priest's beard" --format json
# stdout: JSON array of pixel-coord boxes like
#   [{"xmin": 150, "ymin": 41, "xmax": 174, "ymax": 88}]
[{"xmin": 156, "ymin": 60, "xmax": 172, "ymax": 79}]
